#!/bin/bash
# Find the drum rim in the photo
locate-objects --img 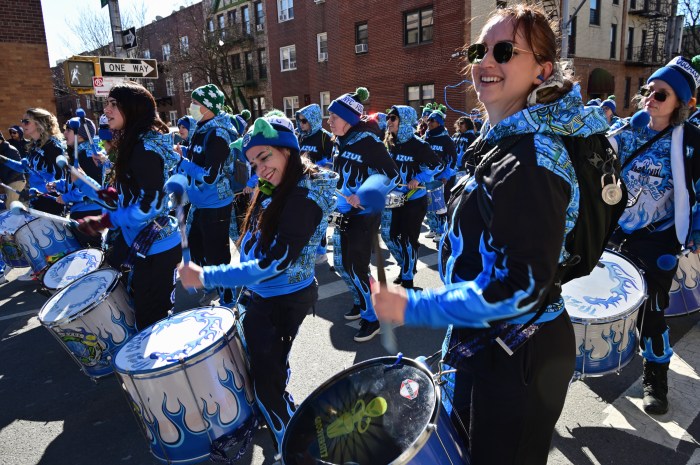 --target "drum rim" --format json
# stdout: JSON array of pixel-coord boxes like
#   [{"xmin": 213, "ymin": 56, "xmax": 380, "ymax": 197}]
[
  {"xmin": 41, "ymin": 248, "xmax": 105, "ymax": 290},
  {"xmin": 38, "ymin": 268, "xmax": 122, "ymax": 326},
  {"xmin": 564, "ymin": 249, "xmax": 648, "ymax": 324},
  {"xmin": 281, "ymin": 355, "xmax": 442, "ymax": 465},
  {"xmin": 113, "ymin": 306, "xmax": 238, "ymax": 376}
]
